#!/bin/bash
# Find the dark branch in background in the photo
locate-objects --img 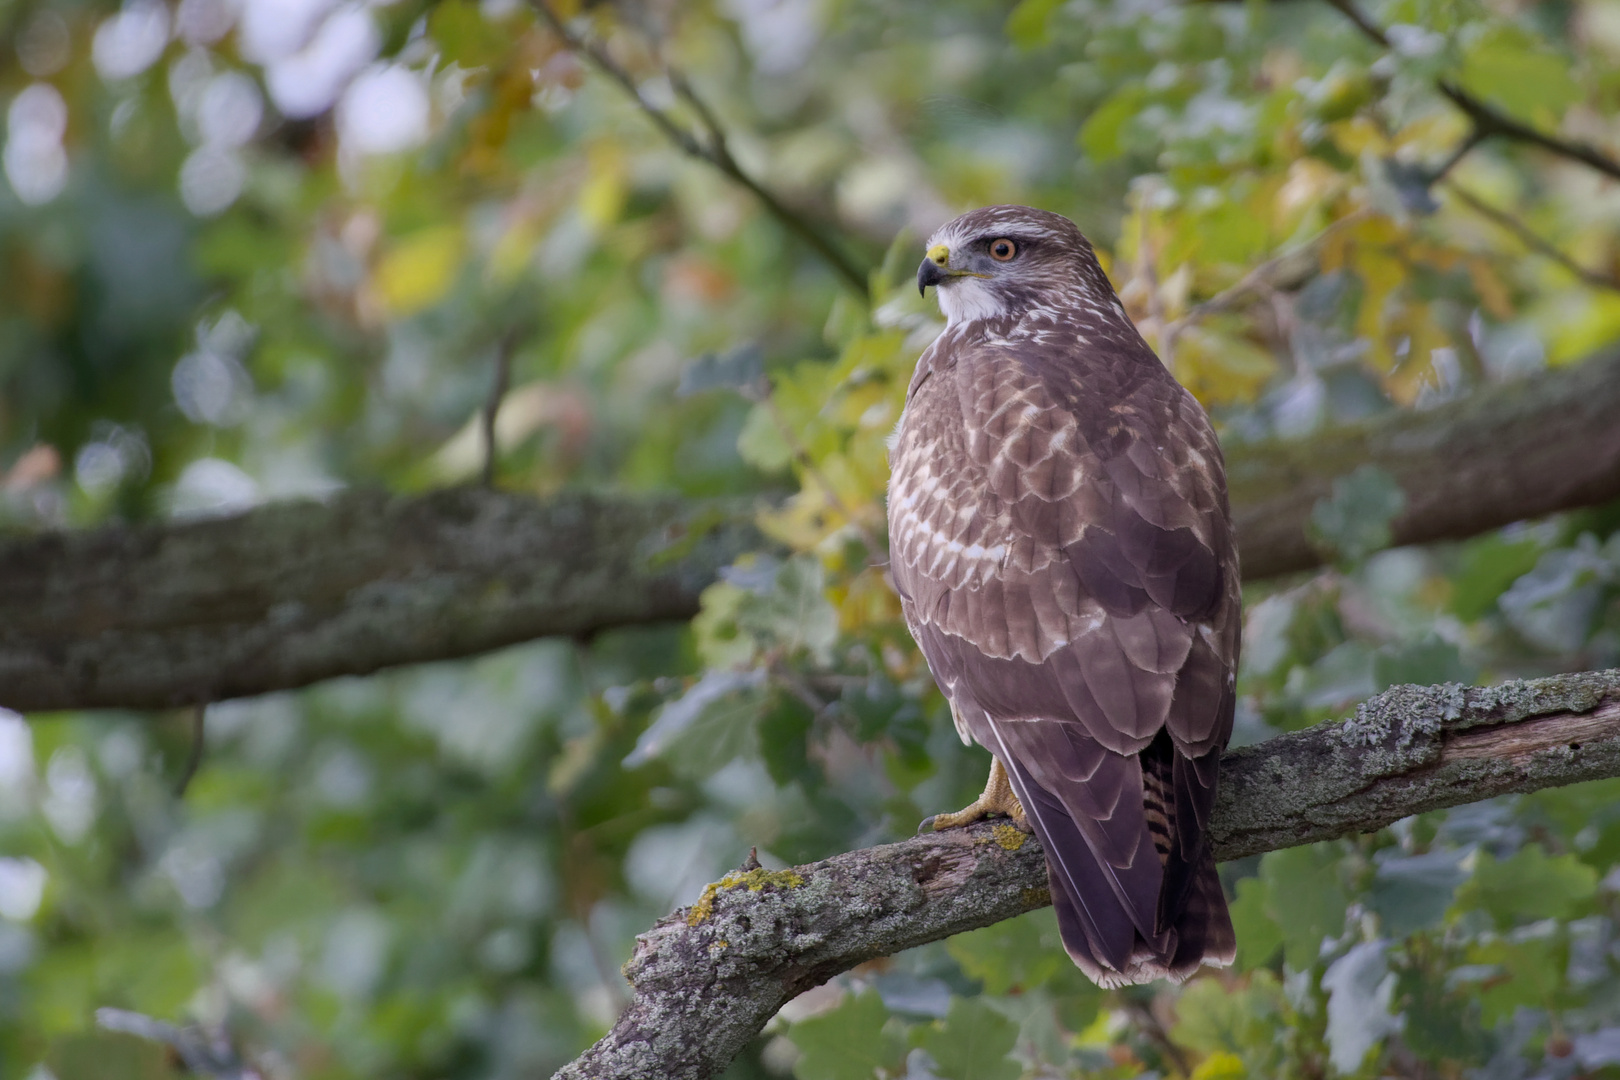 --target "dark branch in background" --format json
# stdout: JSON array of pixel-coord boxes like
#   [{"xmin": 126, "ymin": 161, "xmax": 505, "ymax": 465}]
[
  {"xmin": 1438, "ymin": 83, "xmax": 1620, "ymax": 184},
  {"xmin": 1319, "ymin": 0, "xmax": 1620, "ymax": 182},
  {"xmin": 553, "ymin": 669, "xmax": 1620, "ymax": 1080},
  {"xmin": 5, "ymin": 348, "xmax": 1620, "ymax": 713},
  {"xmin": 0, "ymin": 490, "xmax": 762, "ymax": 712},
  {"xmin": 529, "ymin": 0, "xmax": 871, "ymax": 295},
  {"xmin": 1443, "ymin": 182, "xmax": 1620, "ymax": 293},
  {"xmin": 1226, "ymin": 346, "xmax": 1620, "ymax": 576}
]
